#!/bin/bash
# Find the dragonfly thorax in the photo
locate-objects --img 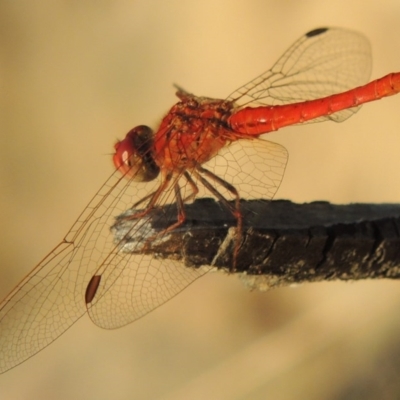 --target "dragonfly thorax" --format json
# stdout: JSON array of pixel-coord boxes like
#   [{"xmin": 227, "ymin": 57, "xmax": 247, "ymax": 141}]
[{"xmin": 152, "ymin": 94, "xmax": 237, "ymax": 173}]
